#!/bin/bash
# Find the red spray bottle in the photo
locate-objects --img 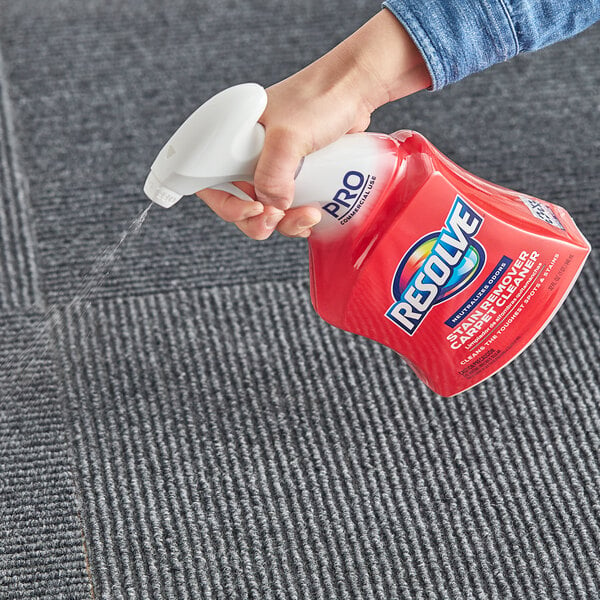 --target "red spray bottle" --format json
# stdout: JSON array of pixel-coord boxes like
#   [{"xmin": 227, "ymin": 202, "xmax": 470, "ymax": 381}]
[{"xmin": 144, "ymin": 83, "xmax": 591, "ymax": 396}]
